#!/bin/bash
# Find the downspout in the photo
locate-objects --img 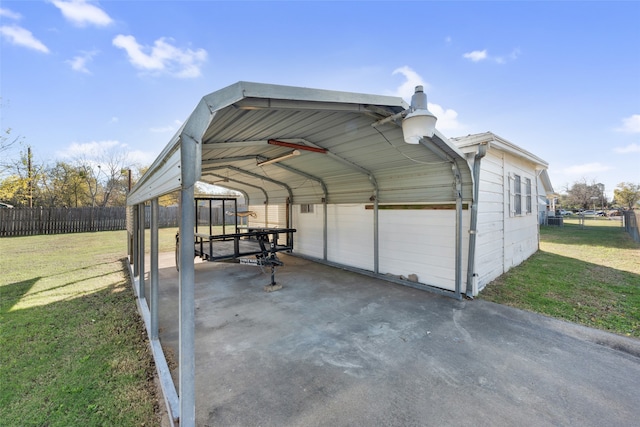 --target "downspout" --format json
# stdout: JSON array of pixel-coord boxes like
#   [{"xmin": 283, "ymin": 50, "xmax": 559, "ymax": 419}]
[
  {"xmin": 465, "ymin": 143, "xmax": 488, "ymax": 298},
  {"xmin": 452, "ymin": 160, "xmax": 463, "ymax": 300}
]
